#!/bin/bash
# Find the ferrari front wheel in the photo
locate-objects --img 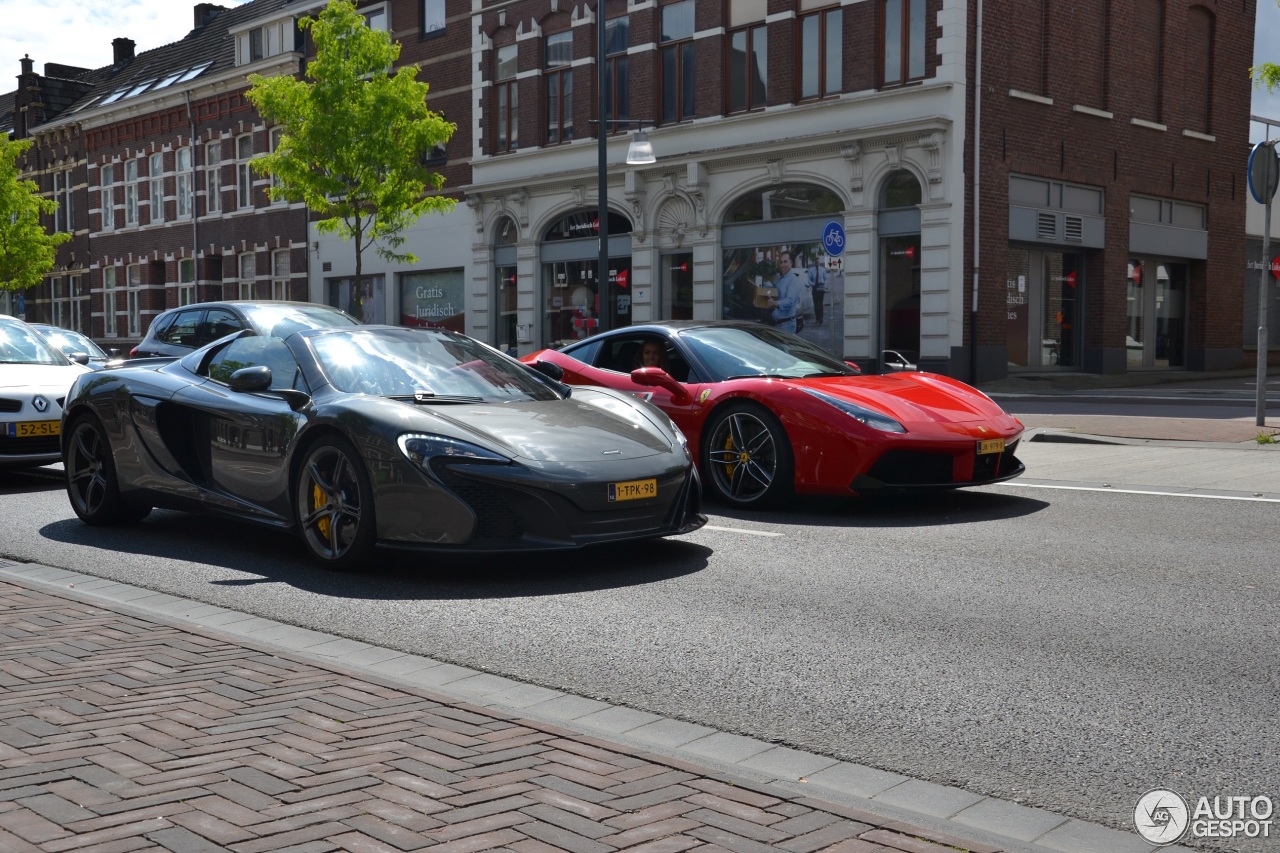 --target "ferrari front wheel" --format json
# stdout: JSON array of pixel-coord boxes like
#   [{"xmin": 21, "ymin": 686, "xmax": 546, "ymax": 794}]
[
  {"xmin": 296, "ymin": 437, "xmax": 376, "ymax": 571},
  {"xmin": 702, "ymin": 402, "xmax": 793, "ymax": 509},
  {"xmin": 64, "ymin": 414, "xmax": 151, "ymax": 525}
]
